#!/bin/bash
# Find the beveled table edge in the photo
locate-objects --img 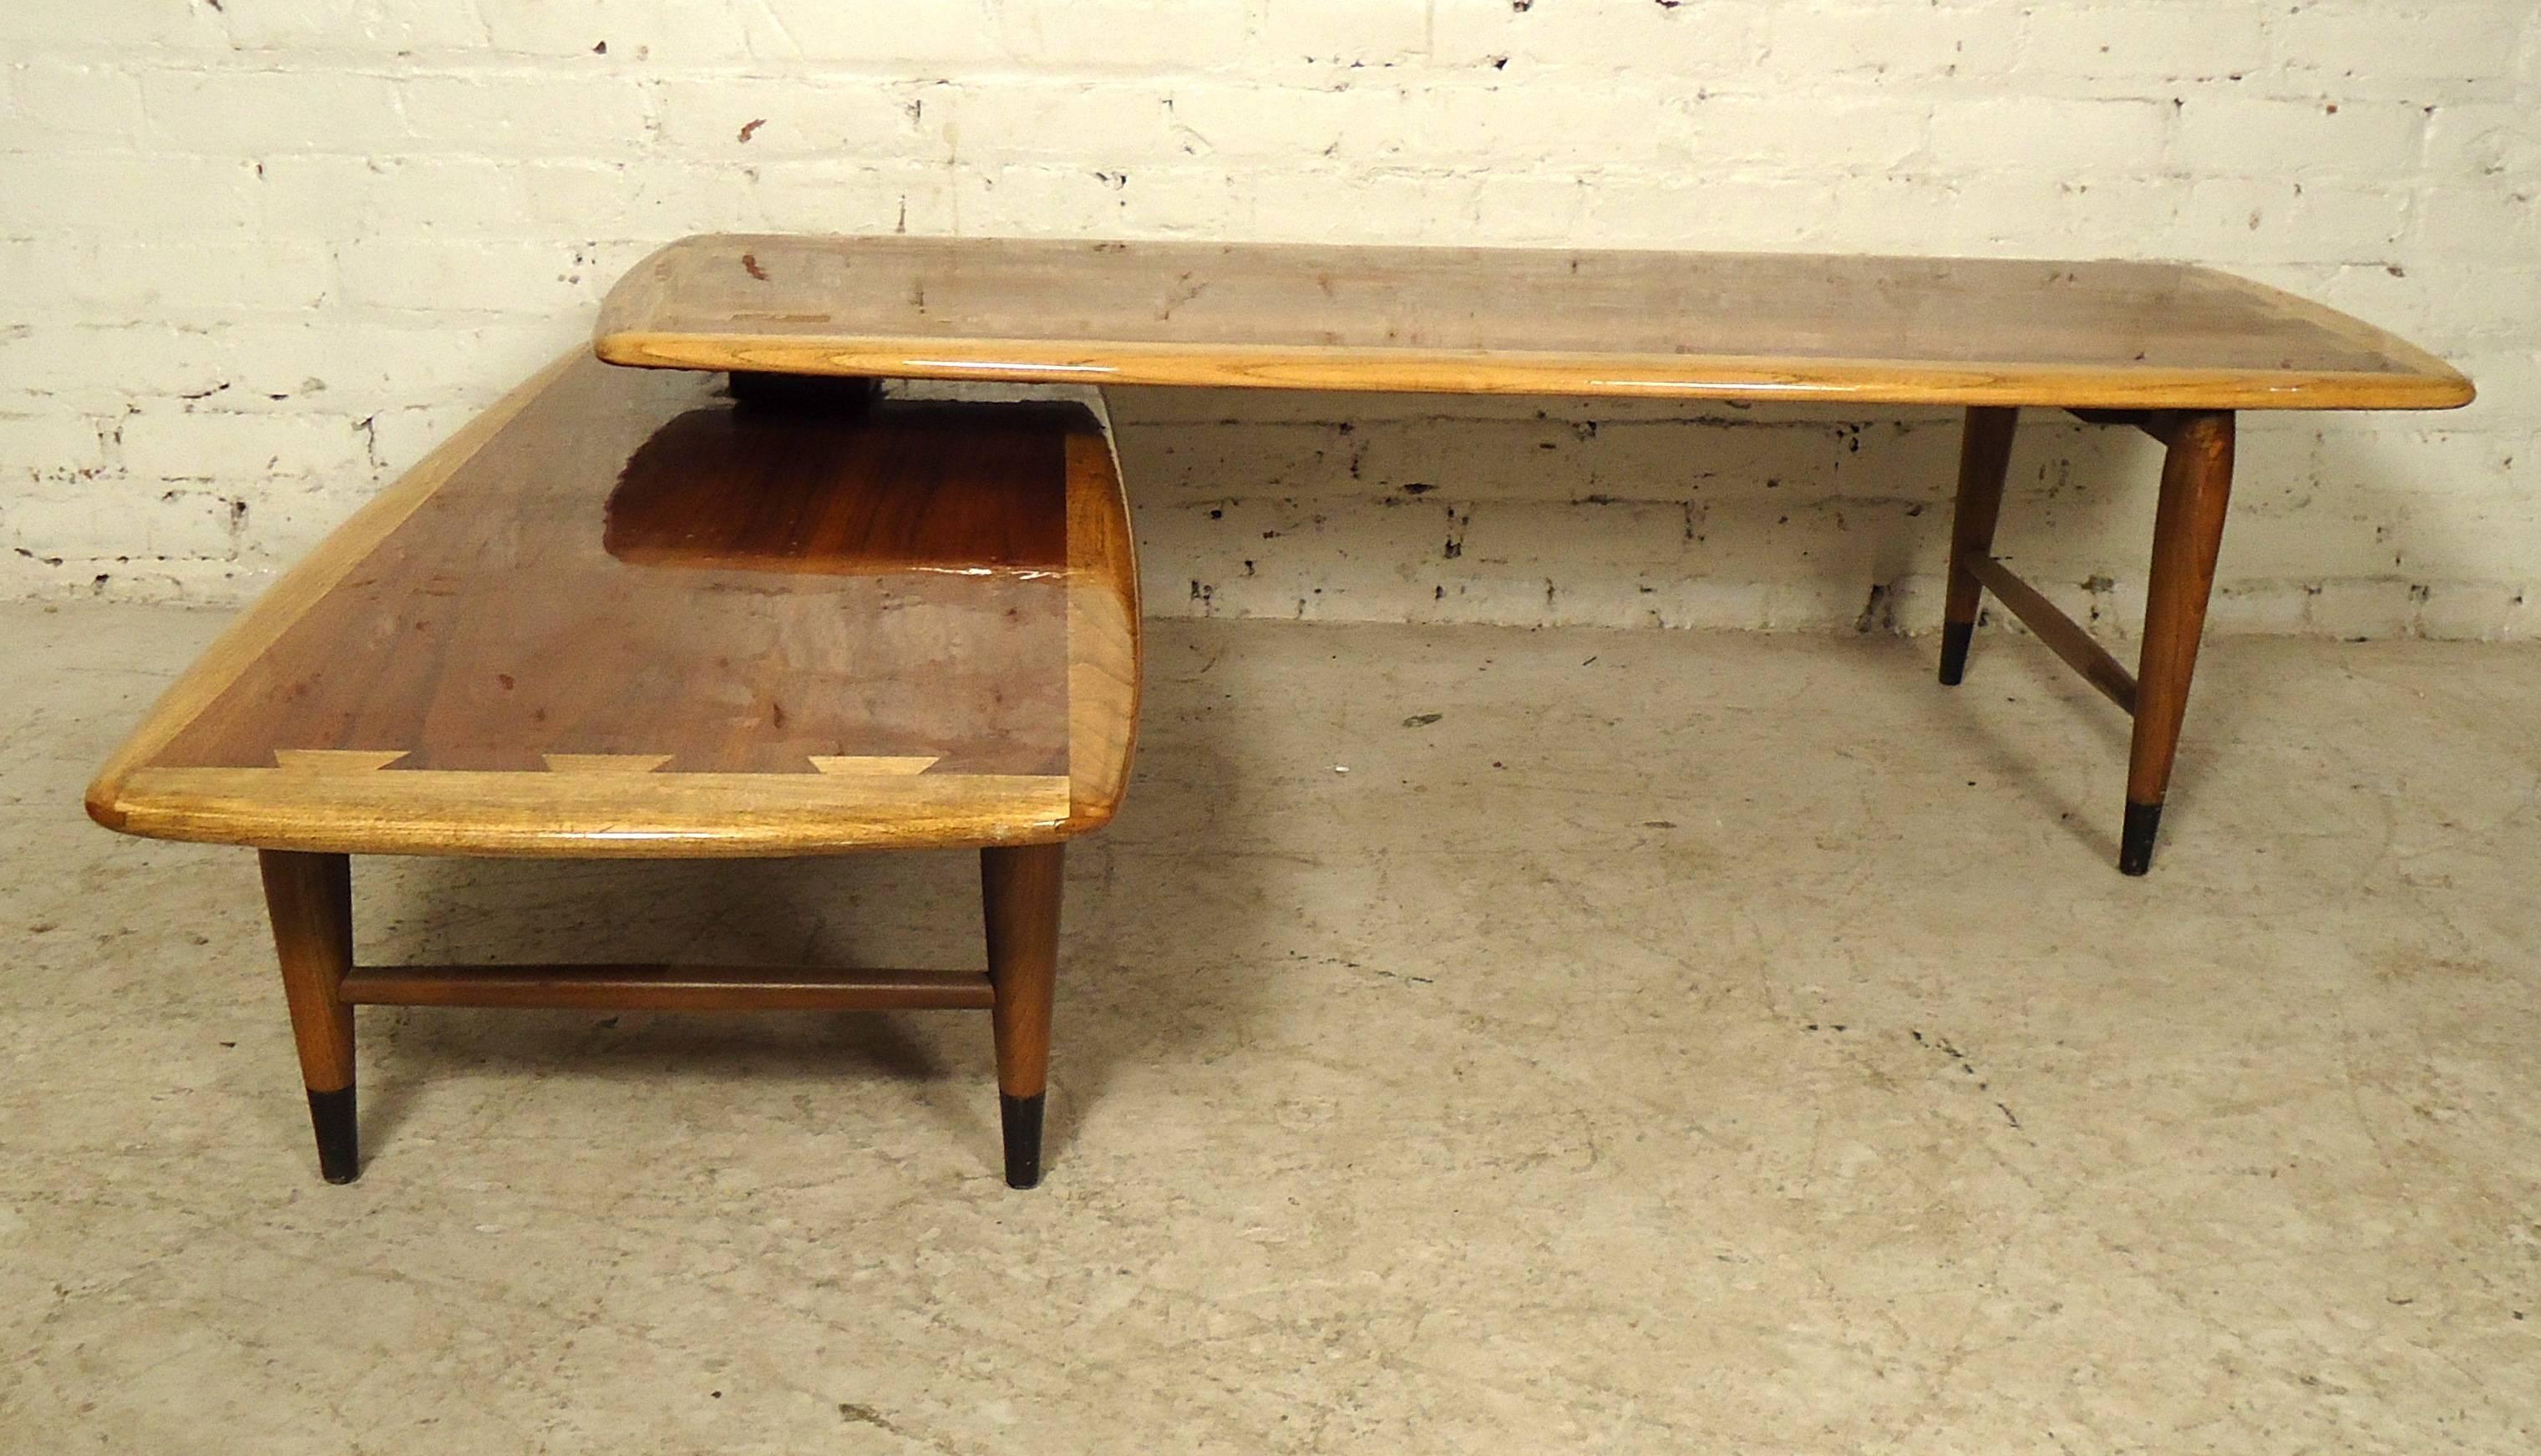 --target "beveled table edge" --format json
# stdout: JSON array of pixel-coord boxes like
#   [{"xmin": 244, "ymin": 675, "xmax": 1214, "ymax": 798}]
[
  {"xmin": 104, "ymin": 766, "xmax": 1078, "ymax": 858},
  {"xmin": 592, "ymin": 236, "xmax": 2475, "ymax": 413}
]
